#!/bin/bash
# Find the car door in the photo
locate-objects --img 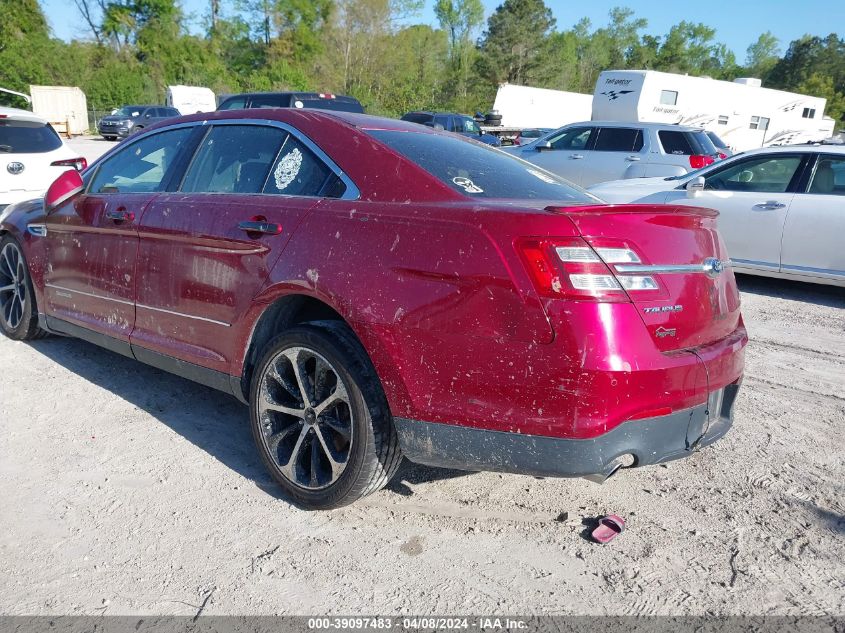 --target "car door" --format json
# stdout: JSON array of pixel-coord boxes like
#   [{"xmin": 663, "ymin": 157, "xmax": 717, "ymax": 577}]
[
  {"xmin": 132, "ymin": 122, "xmax": 346, "ymax": 374},
  {"xmin": 520, "ymin": 126, "xmax": 596, "ymax": 185},
  {"xmin": 578, "ymin": 126, "xmax": 645, "ymax": 186},
  {"xmin": 780, "ymin": 153, "xmax": 845, "ymax": 283},
  {"xmin": 43, "ymin": 126, "xmax": 194, "ymax": 347},
  {"xmin": 665, "ymin": 153, "xmax": 808, "ymax": 272}
]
